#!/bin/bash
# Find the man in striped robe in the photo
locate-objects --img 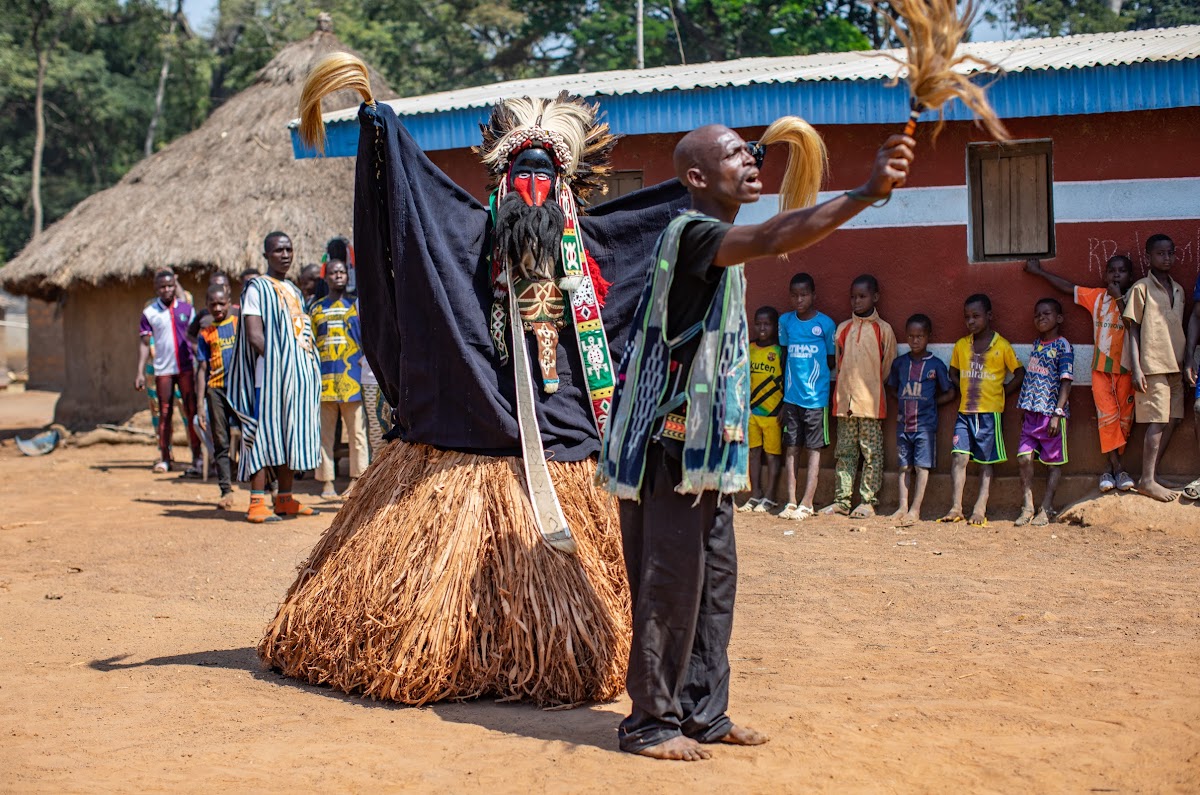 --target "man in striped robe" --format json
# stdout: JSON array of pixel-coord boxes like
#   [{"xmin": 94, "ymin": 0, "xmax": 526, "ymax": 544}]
[{"xmin": 230, "ymin": 231, "xmax": 323, "ymax": 523}]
